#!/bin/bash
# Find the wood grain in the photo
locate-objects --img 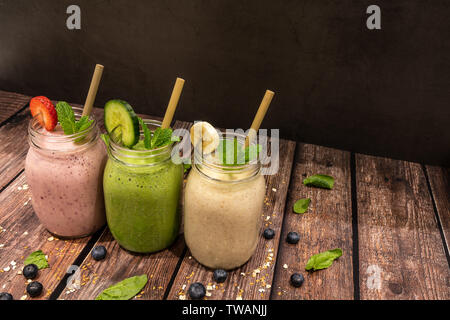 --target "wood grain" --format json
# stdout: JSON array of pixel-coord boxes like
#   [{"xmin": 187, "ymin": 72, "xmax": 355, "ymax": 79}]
[
  {"xmin": 0, "ymin": 174, "xmax": 92, "ymax": 300},
  {"xmin": 0, "ymin": 90, "xmax": 30, "ymax": 125},
  {"xmin": 62, "ymin": 120, "xmax": 192, "ymax": 300},
  {"xmin": 167, "ymin": 139, "xmax": 296, "ymax": 300},
  {"xmin": 356, "ymin": 155, "xmax": 450, "ymax": 300},
  {"xmin": 0, "ymin": 108, "xmax": 30, "ymax": 190},
  {"xmin": 271, "ymin": 144, "xmax": 353, "ymax": 300},
  {"xmin": 425, "ymin": 165, "xmax": 450, "ymax": 251}
]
